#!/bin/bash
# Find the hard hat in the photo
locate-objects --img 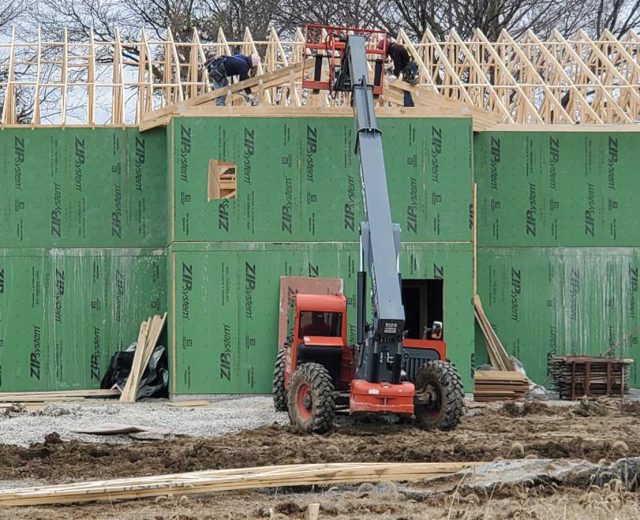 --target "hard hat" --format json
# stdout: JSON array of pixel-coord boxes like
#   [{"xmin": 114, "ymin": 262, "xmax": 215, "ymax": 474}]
[{"xmin": 251, "ymin": 53, "xmax": 261, "ymax": 67}]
